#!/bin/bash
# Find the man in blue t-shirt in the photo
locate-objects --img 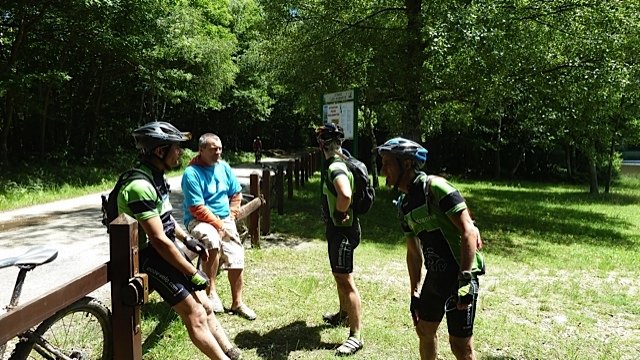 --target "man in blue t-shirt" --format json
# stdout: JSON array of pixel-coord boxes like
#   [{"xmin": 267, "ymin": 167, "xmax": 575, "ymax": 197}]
[{"xmin": 182, "ymin": 133, "xmax": 256, "ymax": 321}]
